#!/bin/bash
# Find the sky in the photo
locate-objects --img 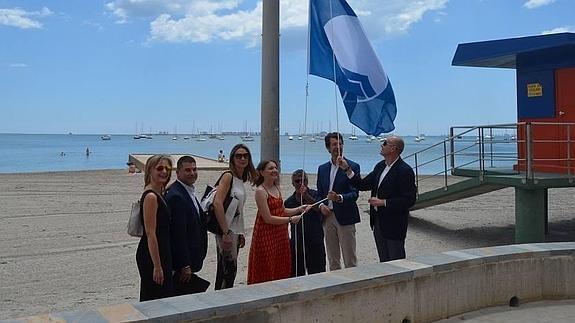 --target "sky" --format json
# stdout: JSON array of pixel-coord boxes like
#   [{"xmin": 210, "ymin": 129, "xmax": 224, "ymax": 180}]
[{"xmin": 1, "ymin": 0, "xmax": 574, "ymax": 136}]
